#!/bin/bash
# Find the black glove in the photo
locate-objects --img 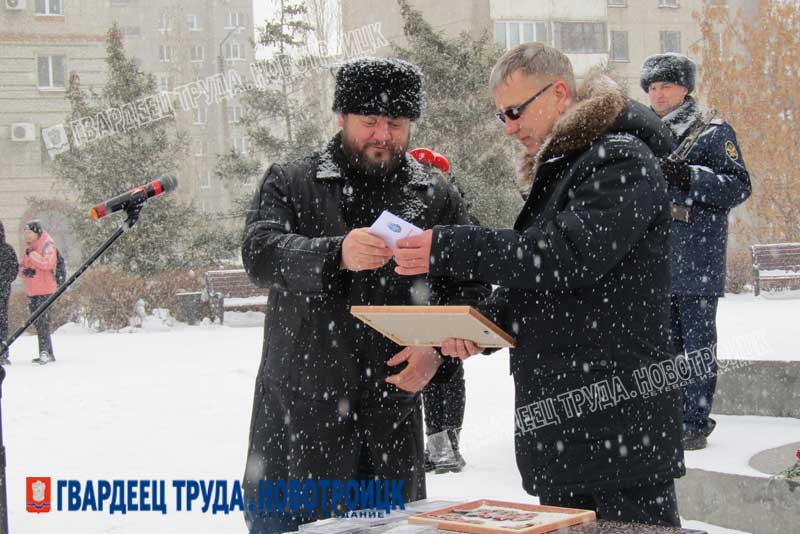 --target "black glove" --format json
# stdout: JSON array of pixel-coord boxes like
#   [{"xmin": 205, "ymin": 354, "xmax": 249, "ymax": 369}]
[
  {"xmin": 659, "ymin": 157, "xmax": 692, "ymax": 191},
  {"xmin": 22, "ymin": 267, "xmax": 36, "ymax": 278}
]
